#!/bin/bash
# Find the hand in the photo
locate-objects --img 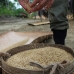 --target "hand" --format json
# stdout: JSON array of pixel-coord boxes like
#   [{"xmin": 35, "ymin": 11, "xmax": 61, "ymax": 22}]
[
  {"xmin": 18, "ymin": 0, "xmax": 31, "ymax": 13},
  {"xmin": 18, "ymin": 0, "xmax": 54, "ymax": 13},
  {"xmin": 30, "ymin": 0, "xmax": 54, "ymax": 12}
]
